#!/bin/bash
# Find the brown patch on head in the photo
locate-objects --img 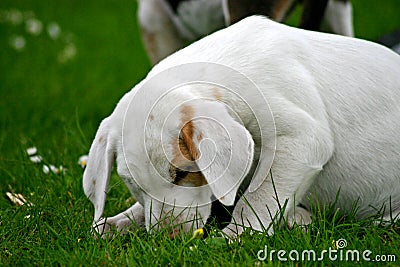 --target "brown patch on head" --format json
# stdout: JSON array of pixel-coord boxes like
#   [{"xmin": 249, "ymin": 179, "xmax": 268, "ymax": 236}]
[
  {"xmin": 169, "ymin": 105, "xmax": 197, "ymax": 167},
  {"xmin": 184, "ymin": 172, "xmax": 207, "ymax": 186},
  {"xmin": 212, "ymin": 88, "xmax": 222, "ymax": 101},
  {"xmin": 197, "ymin": 133, "xmax": 203, "ymax": 142},
  {"xmin": 181, "ymin": 105, "xmax": 194, "ymax": 121},
  {"xmin": 169, "ymin": 105, "xmax": 206, "ymax": 187},
  {"xmin": 170, "ymin": 165, "xmax": 207, "ymax": 187},
  {"xmin": 170, "ymin": 133, "xmax": 199, "ymax": 171},
  {"xmin": 180, "ymin": 122, "xmax": 199, "ymax": 160},
  {"xmin": 180, "ymin": 105, "xmax": 194, "ymax": 124},
  {"xmin": 179, "ymin": 105, "xmax": 199, "ymax": 160}
]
